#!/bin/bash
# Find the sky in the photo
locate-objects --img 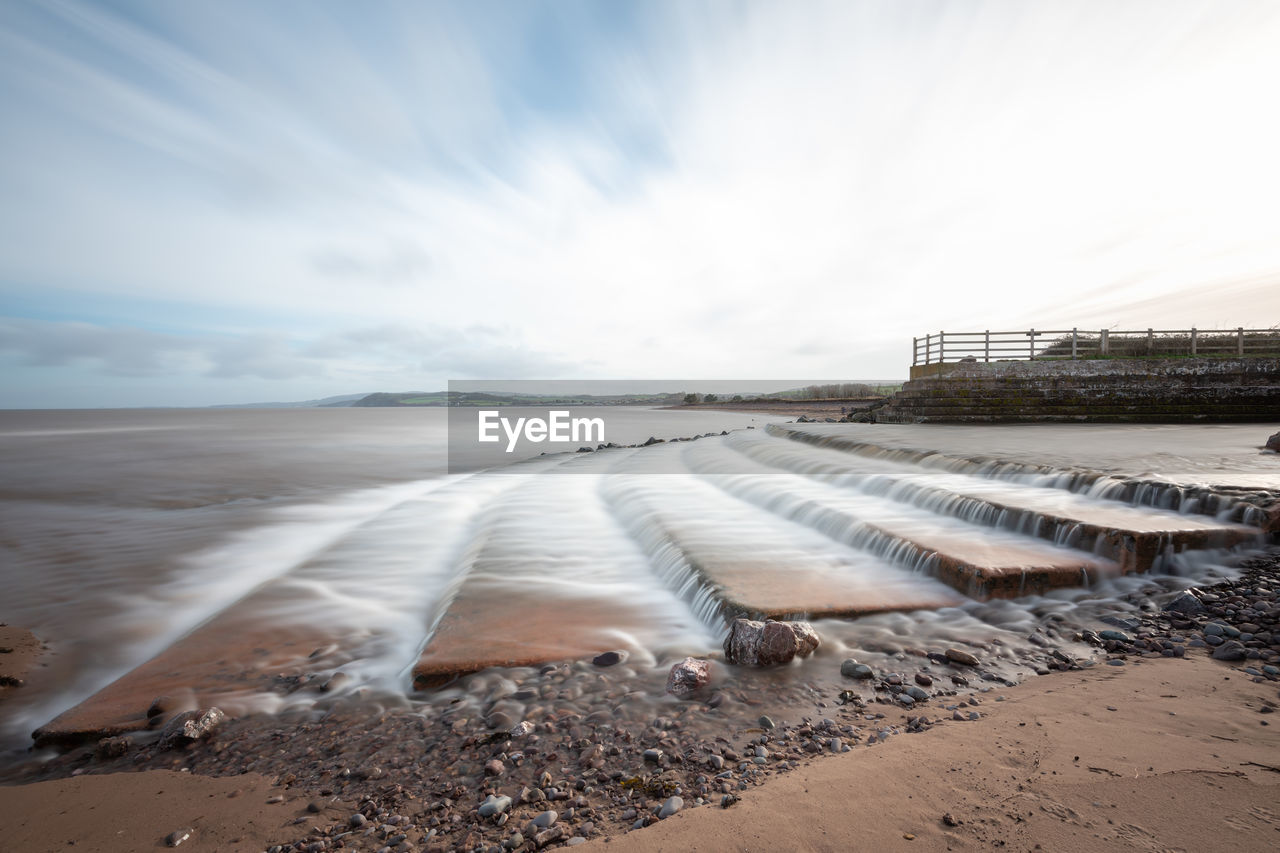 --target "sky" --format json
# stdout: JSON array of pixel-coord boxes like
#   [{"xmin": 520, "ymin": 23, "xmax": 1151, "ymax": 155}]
[{"xmin": 2, "ymin": 0, "xmax": 1279, "ymax": 407}]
